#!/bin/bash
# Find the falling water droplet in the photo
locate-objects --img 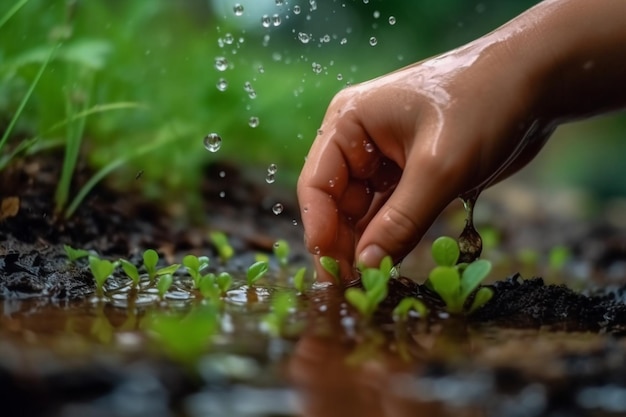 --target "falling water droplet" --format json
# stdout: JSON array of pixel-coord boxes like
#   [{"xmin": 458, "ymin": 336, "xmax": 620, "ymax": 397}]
[
  {"xmin": 215, "ymin": 57, "xmax": 229, "ymax": 71},
  {"xmin": 328, "ymin": 179, "xmax": 335, "ymax": 187},
  {"xmin": 292, "ymin": 219, "xmax": 298, "ymax": 226},
  {"xmin": 261, "ymin": 15, "xmax": 271, "ymax": 28},
  {"xmin": 364, "ymin": 141, "xmax": 375, "ymax": 152},
  {"xmin": 272, "ymin": 14, "xmax": 281, "ymax": 26},
  {"xmin": 233, "ymin": 4, "xmax": 244, "ymax": 16},
  {"xmin": 312, "ymin": 62, "xmax": 322, "ymax": 74},
  {"xmin": 369, "ymin": 37, "xmax": 377, "ymax": 46},
  {"xmin": 337, "ymin": 73, "xmax": 343, "ymax": 80},
  {"xmin": 340, "ymin": 38, "xmax": 347, "ymax": 45},
  {"xmin": 388, "ymin": 16, "xmax": 396, "ymax": 25},
  {"xmin": 219, "ymin": 170, "xmax": 226, "ymax": 178},
  {"xmin": 293, "ymin": 5, "xmax": 301, "ymax": 14},
  {"xmin": 373, "ymin": 10, "xmax": 380, "ymax": 18},
  {"xmin": 313, "ymin": 246, "xmax": 320, "ymax": 255},
  {"xmin": 298, "ymin": 32, "xmax": 310, "ymax": 43},
  {"xmin": 219, "ymin": 191, "xmax": 226, "ymax": 198},
  {"xmin": 266, "ymin": 174, "xmax": 275, "ymax": 184},
  {"xmin": 458, "ymin": 194, "xmax": 483, "ymax": 263},
  {"xmin": 224, "ymin": 33, "xmax": 234, "ymax": 44},
  {"xmin": 276, "ymin": 0, "xmax": 284, "ymax": 5},
  {"xmin": 267, "ymin": 163, "xmax": 278, "ymax": 174},
  {"xmin": 272, "ymin": 203, "xmax": 284, "ymax": 215},
  {"xmin": 203, "ymin": 133, "xmax": 222, "ymax": 152},
  {"xmin": 216, "ymin": 78, "xmax": 228, "ymax": 91},
  {"xmin": 249, "ymin": 116, "xmax": 259, "ymax": 128}
]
